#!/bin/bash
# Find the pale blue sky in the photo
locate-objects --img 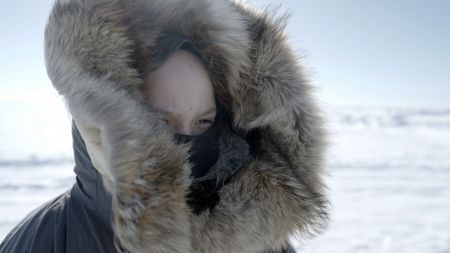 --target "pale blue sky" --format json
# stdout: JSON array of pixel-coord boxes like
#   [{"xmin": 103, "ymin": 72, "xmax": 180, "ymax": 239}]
[{"xmin": 1, "ymin": 1, "xmax": 449, "ymax": 108}]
